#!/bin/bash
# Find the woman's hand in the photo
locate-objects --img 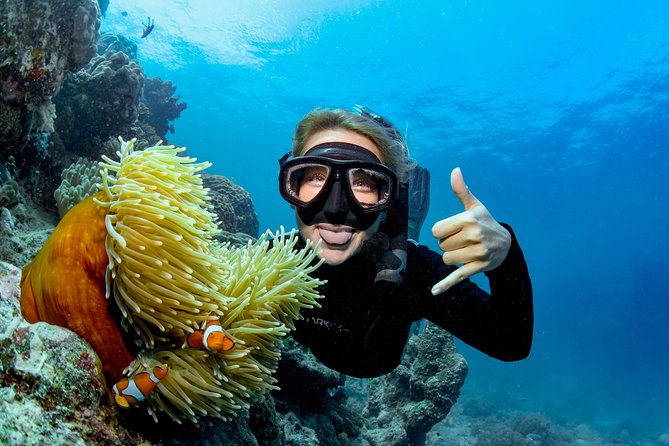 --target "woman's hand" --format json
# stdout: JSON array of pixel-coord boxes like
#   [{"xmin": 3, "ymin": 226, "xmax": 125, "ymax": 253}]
[{"xmin": 430, "ymin": 168, "xmax": 511, "ymax": 295}]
